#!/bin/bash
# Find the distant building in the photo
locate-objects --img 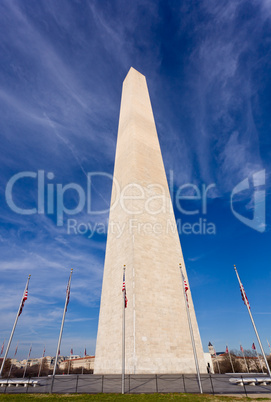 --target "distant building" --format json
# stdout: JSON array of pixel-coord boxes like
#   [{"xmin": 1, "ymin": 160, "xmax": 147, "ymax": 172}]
[
  {"xmin": 208, "ymin": 342, "xmax": 215, "ymax": 356},
  {"xmin": 10, "ymin": 359, "xmax": 21, "ymax": 368},
  {"xmin": 69, "ymin": 355, "xmax": 81, "ymax": 360},
  {"xmin": 211, "ymin": 352, "xmax": 267, "ymax": 373},
  {"xmin": 59, "ymin": 356, "xmax": 95, "ymax": 371},
  {"xmin": 204, "ymin": 353, "xmax": 214, "ymax": 374}
]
